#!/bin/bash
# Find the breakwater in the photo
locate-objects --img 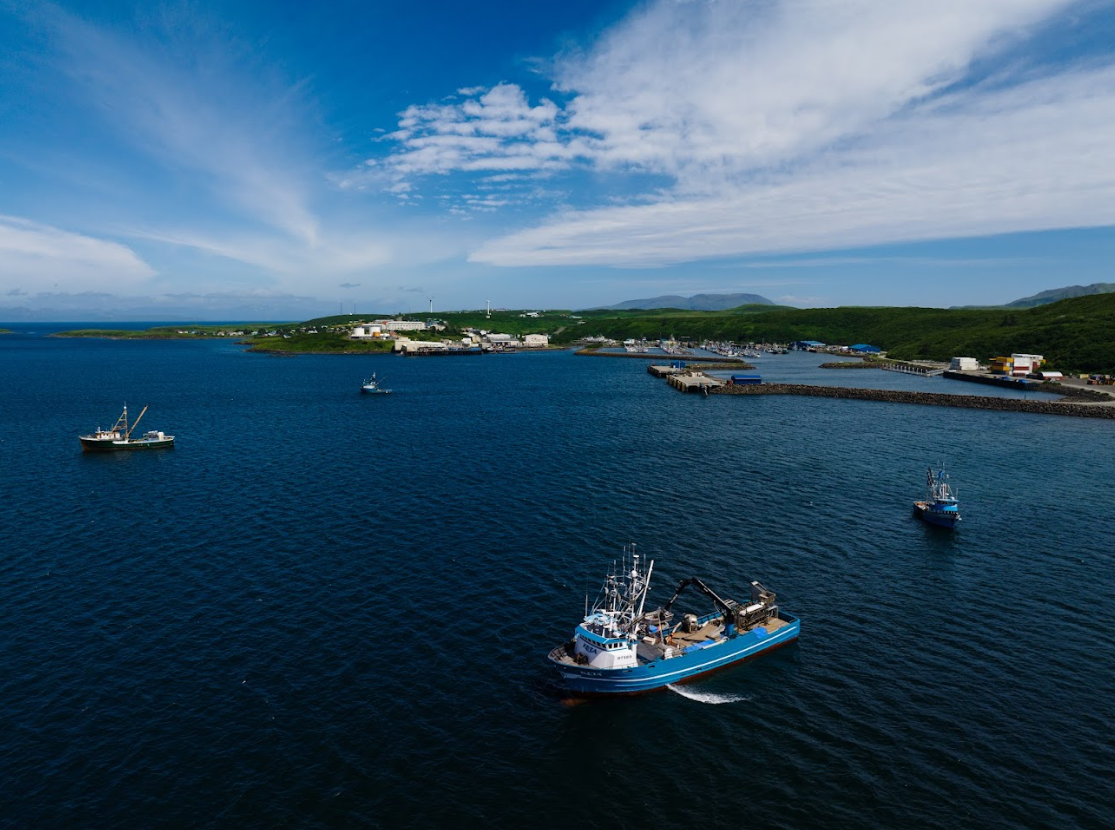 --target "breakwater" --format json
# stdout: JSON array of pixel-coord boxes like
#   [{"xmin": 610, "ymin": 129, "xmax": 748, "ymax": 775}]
[
  {"xmin": 942, "ymin": 370, "xmax": 1114, "ymax": 402},
  {"xmin": 711, "ymin": 382, "xmax": 1115, "ymax": 420},
  {"xmin": 574, "ymin": 348, "xmax": 745, "ymax": 362},
  {"xmin": 819, "ymin": 361, "xmax": 881, "ymax": 369}
]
